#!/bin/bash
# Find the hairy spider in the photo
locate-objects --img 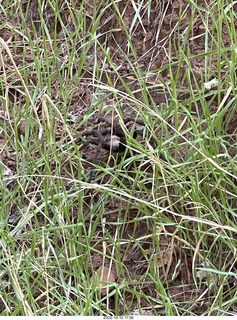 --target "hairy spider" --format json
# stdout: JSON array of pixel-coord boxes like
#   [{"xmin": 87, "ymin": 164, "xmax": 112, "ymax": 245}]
[
  {"xmin": 75, "ymin": 116, "xmax": 162, "ymax": 182},
  {"xmin": 75, "ymin": 116, "xmax": 146, "ymax": 168},
  {"xmin": 76, "ymin": 116, "xmax": 145, "ymax": 153}
]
